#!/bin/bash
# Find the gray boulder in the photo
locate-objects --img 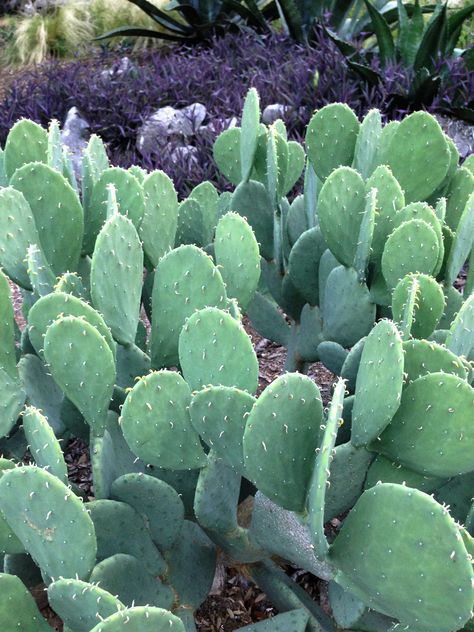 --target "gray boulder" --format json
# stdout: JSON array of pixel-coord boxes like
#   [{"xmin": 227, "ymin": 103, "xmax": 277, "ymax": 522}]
[{"xmin": 137, "ymin": 103, "xmax": 207, "ymax": 155}]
